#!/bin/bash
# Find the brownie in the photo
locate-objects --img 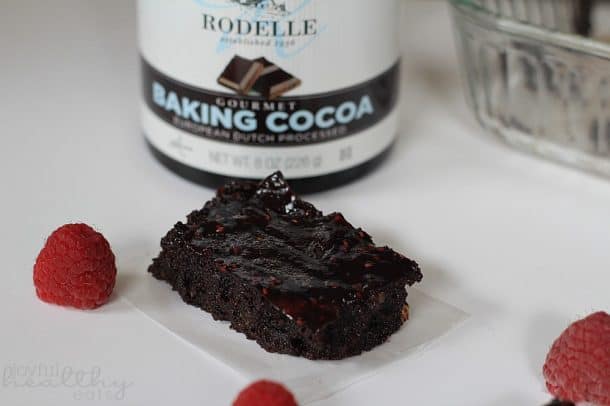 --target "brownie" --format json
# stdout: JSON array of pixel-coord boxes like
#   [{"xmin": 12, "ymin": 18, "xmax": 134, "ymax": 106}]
[{"xmin": 148, "ymin": 172, "xmax": 422, "ymax": 360}]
